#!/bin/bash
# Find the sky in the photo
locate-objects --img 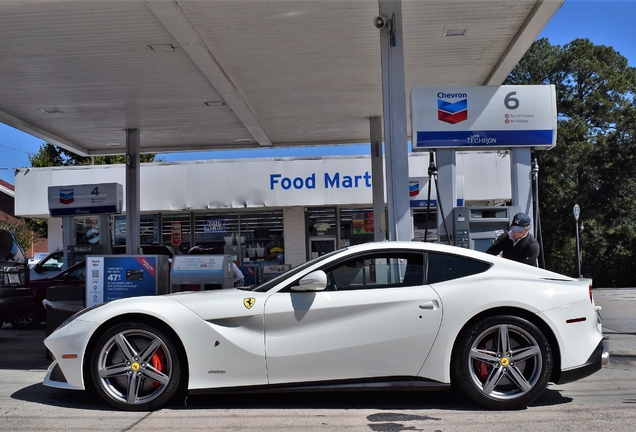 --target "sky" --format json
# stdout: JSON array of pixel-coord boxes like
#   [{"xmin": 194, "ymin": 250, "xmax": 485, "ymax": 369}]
[{"xmin": 1, "ymin": 0, "xmax": 634, "ymax": 185}]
